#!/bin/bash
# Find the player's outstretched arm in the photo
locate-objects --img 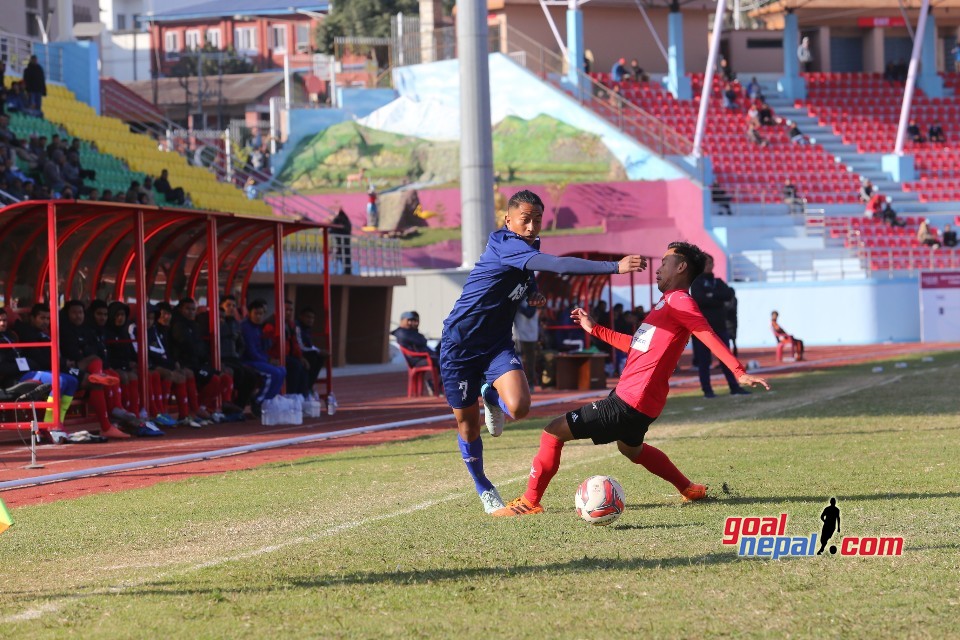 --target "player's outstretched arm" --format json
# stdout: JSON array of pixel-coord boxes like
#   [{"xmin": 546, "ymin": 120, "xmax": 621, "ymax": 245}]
[
  {"xmin": 525, "ymin": 254, "xmax": 647, "ymax": 276},
  {"xmin": 737, "ymin": 373, "xmax": 770, "ymax": 390},
  {"xmin": 571, "ymin": 308, "xmax": 632, "ymax": 353}
]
